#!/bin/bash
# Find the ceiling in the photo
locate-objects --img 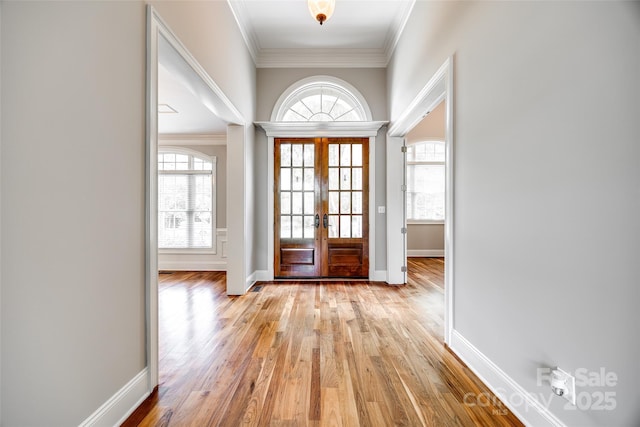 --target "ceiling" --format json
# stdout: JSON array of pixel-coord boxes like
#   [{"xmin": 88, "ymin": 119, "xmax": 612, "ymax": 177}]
[
  {"xmin": 158, "ymin": 63, "xmax": 229, "ymax": 135},
  {"xmin": 229, "ymin": 0, "xmax": 415, "ymax": 67},
  {"xmin": 159, "ymin": 0, "xmax": 415, "ymax": 136}
]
